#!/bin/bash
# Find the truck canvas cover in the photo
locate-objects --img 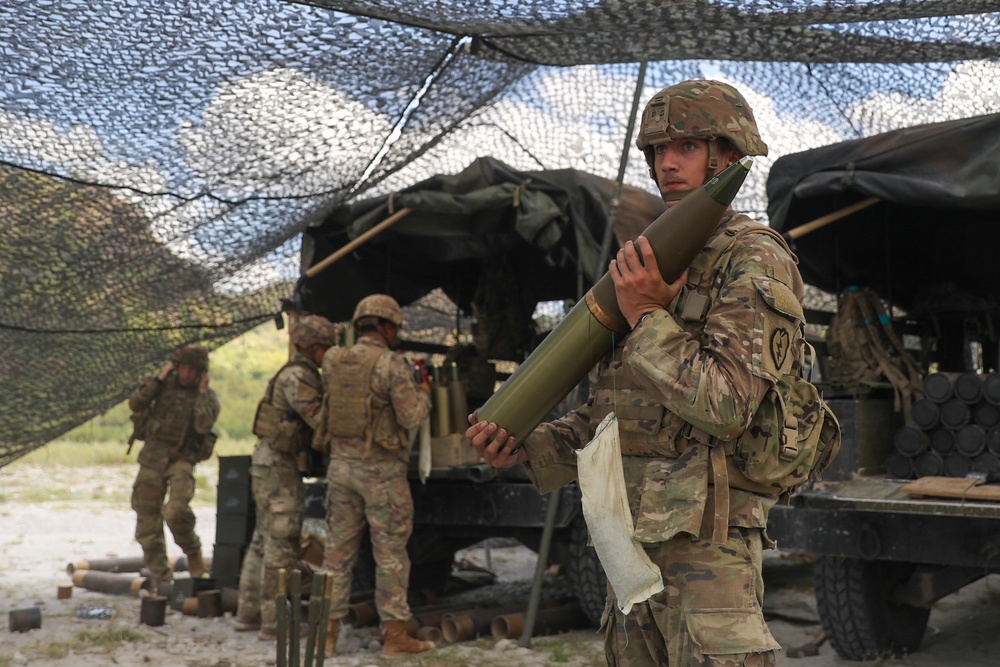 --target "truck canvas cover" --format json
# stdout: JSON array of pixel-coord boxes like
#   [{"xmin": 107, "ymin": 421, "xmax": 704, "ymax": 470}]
[
  {"xmin": 298, "ymin": 156, "xmax": 665, "ymax": 348},
  {"xmin": 767, "ymin": 113, "xmax": 1000, "ymax": 311}
]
